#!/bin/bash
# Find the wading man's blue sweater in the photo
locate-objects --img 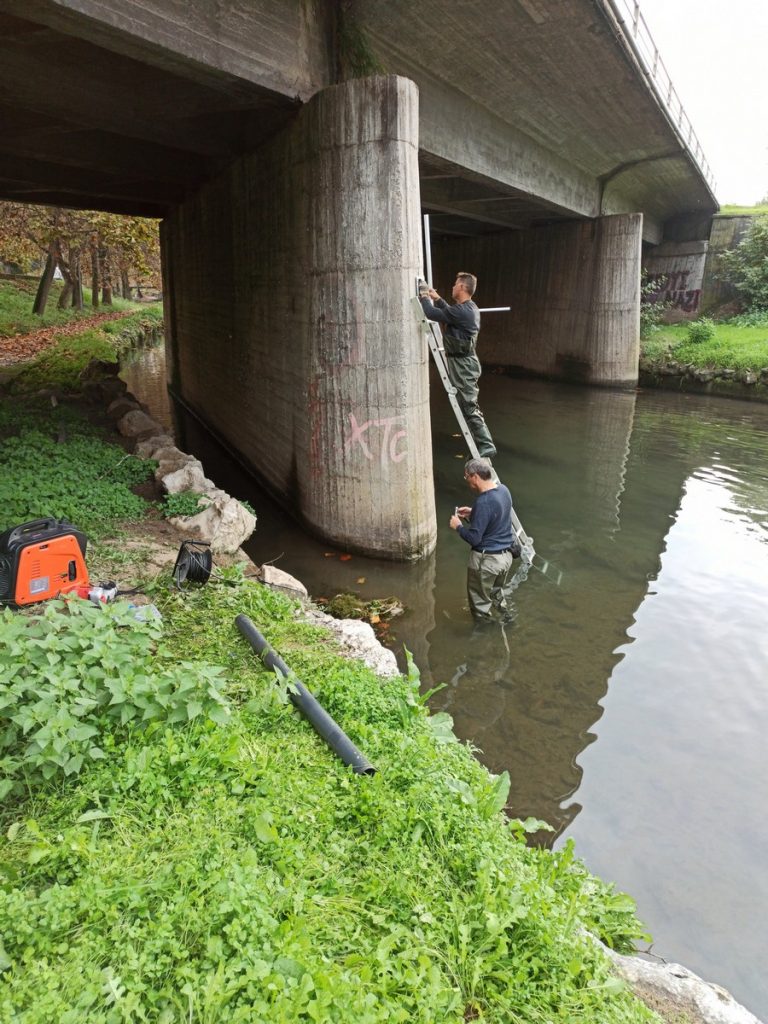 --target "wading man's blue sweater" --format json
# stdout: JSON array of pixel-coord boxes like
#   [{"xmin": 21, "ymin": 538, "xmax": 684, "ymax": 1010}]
[{"xmin": 457, "ymin": 484, "xmax": 513, "ymax": 552}]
